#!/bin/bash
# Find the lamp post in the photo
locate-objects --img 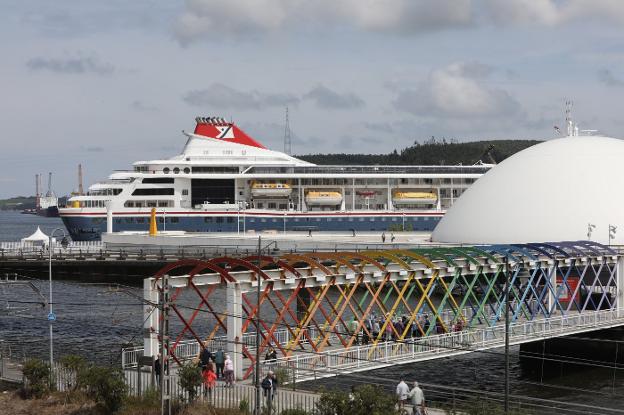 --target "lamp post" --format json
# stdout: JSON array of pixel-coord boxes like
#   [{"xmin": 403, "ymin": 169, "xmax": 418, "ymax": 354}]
[
  {"xmin": 609, "ymin": 224, "xmax": 617, "ymax": 246},
  {"xmin": 48, "ymin": 228, "xmax": 68, "ymax": 381},
  {"xmin": 587, "ymin": 223, "xmax": 596, "ymax": 240}
]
